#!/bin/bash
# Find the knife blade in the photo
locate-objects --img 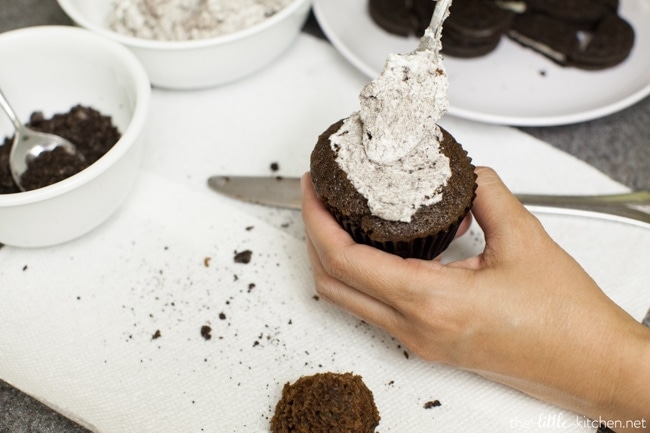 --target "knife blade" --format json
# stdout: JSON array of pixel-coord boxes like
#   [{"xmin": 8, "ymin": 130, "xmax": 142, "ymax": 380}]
[
  {"xmin": 208, "ymin": 175, "xmax": 302, "ymax": 209},
  {"xmin": 207, "ymin": 175, "xmax": 650, "ymax": 228}
]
